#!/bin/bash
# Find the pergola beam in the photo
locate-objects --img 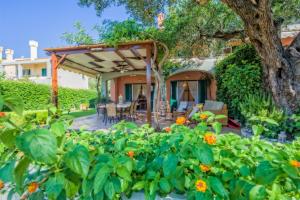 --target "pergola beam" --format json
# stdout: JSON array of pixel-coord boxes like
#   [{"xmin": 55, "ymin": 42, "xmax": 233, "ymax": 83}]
[
  {"xmin": 130, "ymin": 48, "xmax": 147, "ymax": 63},
  {"xmin": 64, "ymin": 58, "xmax": 103, "ymax": 73},
  {"xmin": 51, "ymin": 53, "xmax": 59, "ymax": 107},
  {"xmin": 115, "ymin": 50, "xmax": 139, "ymax": 70}
]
